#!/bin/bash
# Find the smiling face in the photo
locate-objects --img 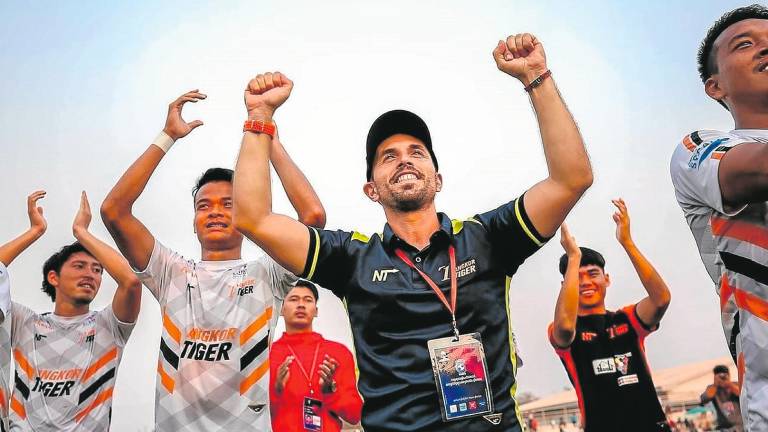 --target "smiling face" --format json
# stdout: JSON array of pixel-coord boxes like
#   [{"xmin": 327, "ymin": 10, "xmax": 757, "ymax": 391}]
[
  {"xmin": 706, "ymin": 18, "xmax": 768, "ymax": 110},
  {"xmin": 575, "ymin": 264, "xmax": 609, "ymax": 313},
  {"xmin": 364, "ymin": 134, "xmax": 442, "ymax": 212},
  {"xmin": 48, "ymin": 251, "xmax": 102, "ymax": 306},
  {"xmin": 193, "ymin": 181, "xmax": 243, "ymax": 253}
]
